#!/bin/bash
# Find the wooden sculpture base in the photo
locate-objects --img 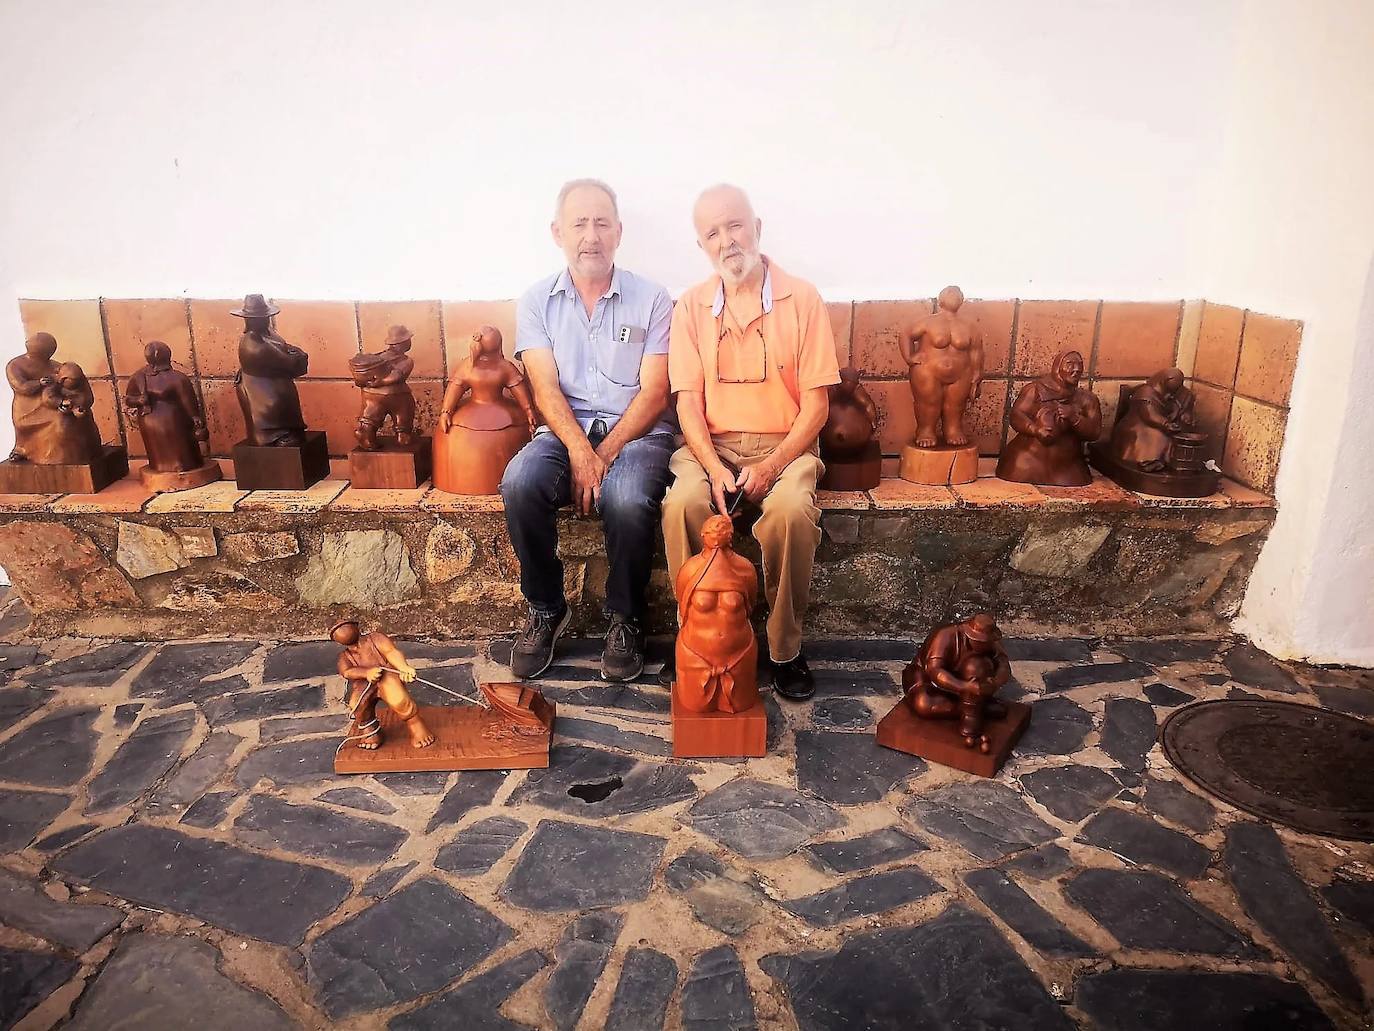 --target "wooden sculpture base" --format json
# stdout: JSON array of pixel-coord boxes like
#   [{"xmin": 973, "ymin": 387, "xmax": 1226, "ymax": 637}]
[
  {"xmin": 0, "ymin": 445, "xmax": 128, "ymax": 494},
  {"xmin": 334, "ymin": 700, "xmax": 554, "ymax": 773},
  {"xmin": 820, "ymin": 440, "xmax": 882, "ymax": 491},
  {"xmin": 1089, "ymin": 443, "xmax": 1220, "ymax": 498},
  {"xmin": 899, "ymin": 443, "xmax": 978, "ymax": 485},
  {"xmin": 671, "ymin": 691, "xmax": 767, "ymax": 758},
  {"xmin": 139, "ymin": 460, "xmax": 222, "ymax": 493},
  {"xmin": 349, "ymin": 438, "xmax": 432, "ymax": 489},
  {"xmin": 877, "ymin": 698, "xmax": 1030, "ymax": 778},
  {"xmin": 232, "ymin": 431, "xmax": 330, "ymax": 490},
  {"xmin": 433, "ymin": 423, "xmax": 530, "ymax": 495}
]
